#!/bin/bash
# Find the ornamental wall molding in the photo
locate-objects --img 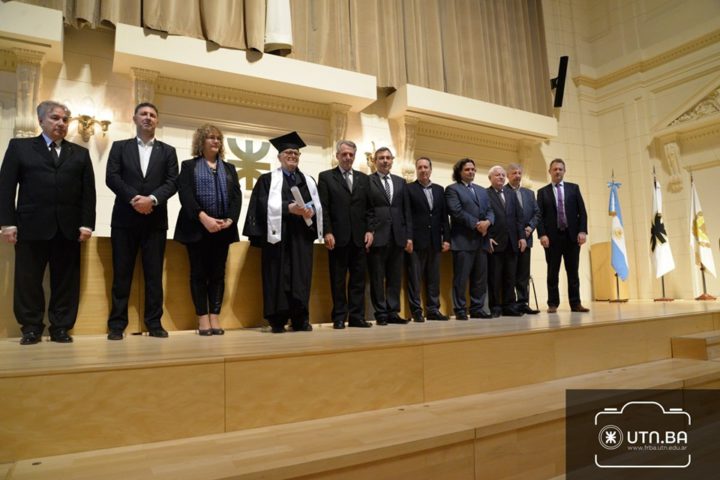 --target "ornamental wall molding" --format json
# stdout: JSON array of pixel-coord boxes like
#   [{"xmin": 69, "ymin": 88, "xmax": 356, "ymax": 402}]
[
  {"xmin": 0, "ymin": 49, "xmax": 16, "ymax": 72},
  {"xmin": 669, "ymin": 88, "xmax": 720, "ymax": 126},
  {"xmin": 417, "ymin": 123, "xmax": 518, "ymax": 153},
  {"xmin": 155, "ymin": 76, "xmax": 331, "ymax": 120},
  {"xmin": 574, "ymin": 28, "xmax": 720, "ymax": 90}
]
